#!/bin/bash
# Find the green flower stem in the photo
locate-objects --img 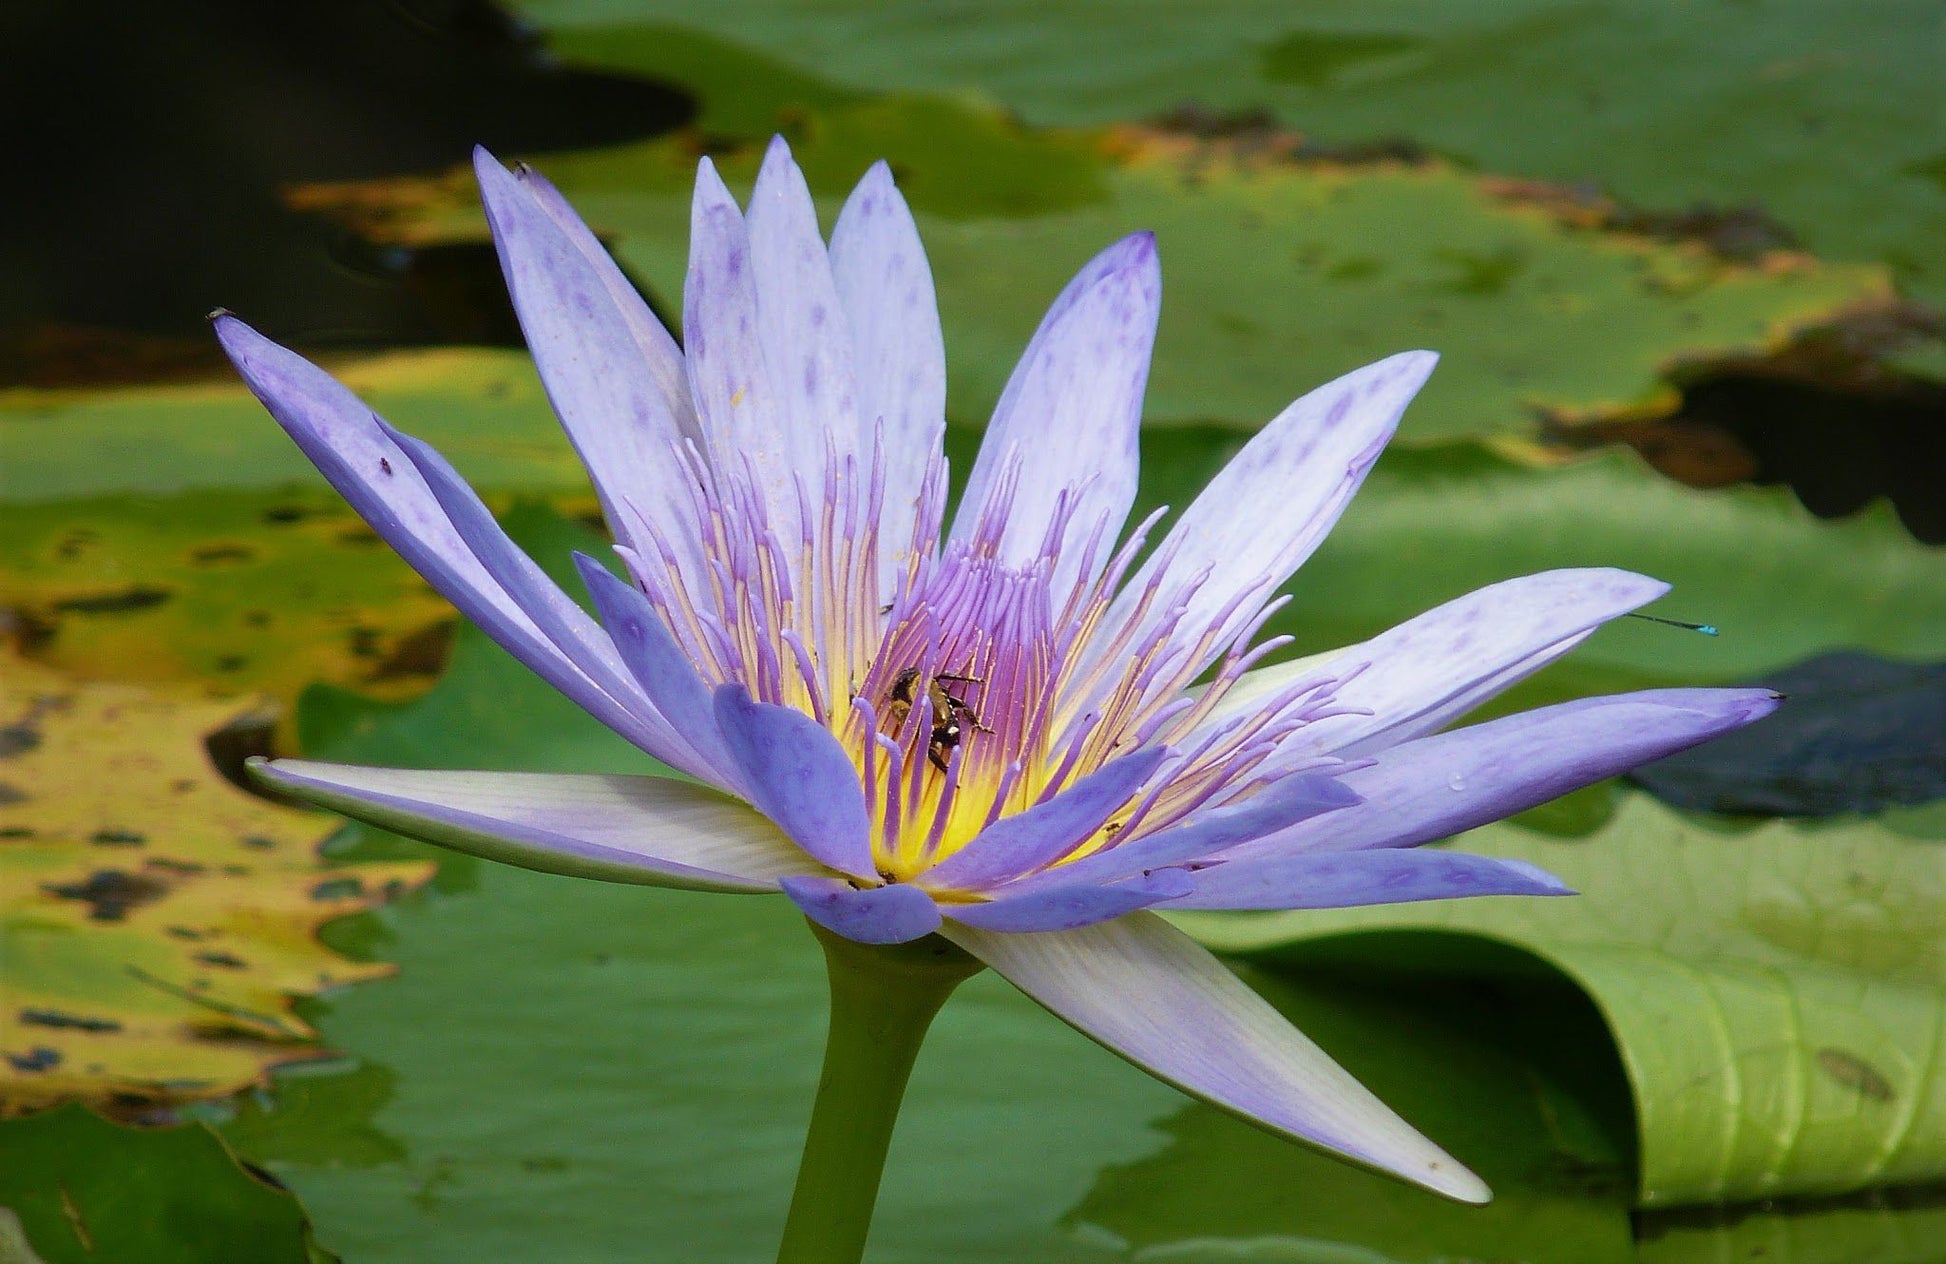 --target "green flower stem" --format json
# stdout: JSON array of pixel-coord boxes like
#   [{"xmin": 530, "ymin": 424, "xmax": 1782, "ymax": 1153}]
[{"xmin": 776, "ymin": 922, "xmax": 984, "ymax": 1264}]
